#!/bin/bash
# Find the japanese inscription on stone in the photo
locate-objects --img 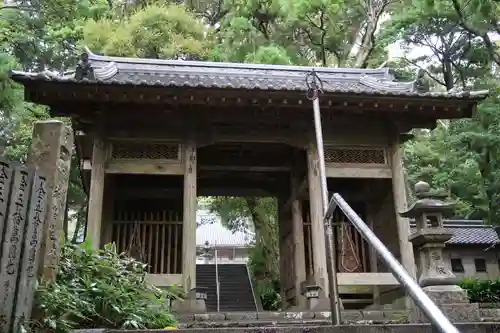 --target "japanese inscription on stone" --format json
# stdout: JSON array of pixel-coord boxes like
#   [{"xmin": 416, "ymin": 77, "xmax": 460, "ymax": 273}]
[
  {"xmin": 0, "ymin": 168, "xmax": 32, "ymax": 333},
  {"xmin": 0, "ymin": 161, "xmax": 13, "ymax": 259},
  {"xmin": 39, "ymin": 125, "xmax": 73, "ymax": 282},
  {"xmin": 12, "ymin": 171, "xmax": 48, "ymax": 332}
]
